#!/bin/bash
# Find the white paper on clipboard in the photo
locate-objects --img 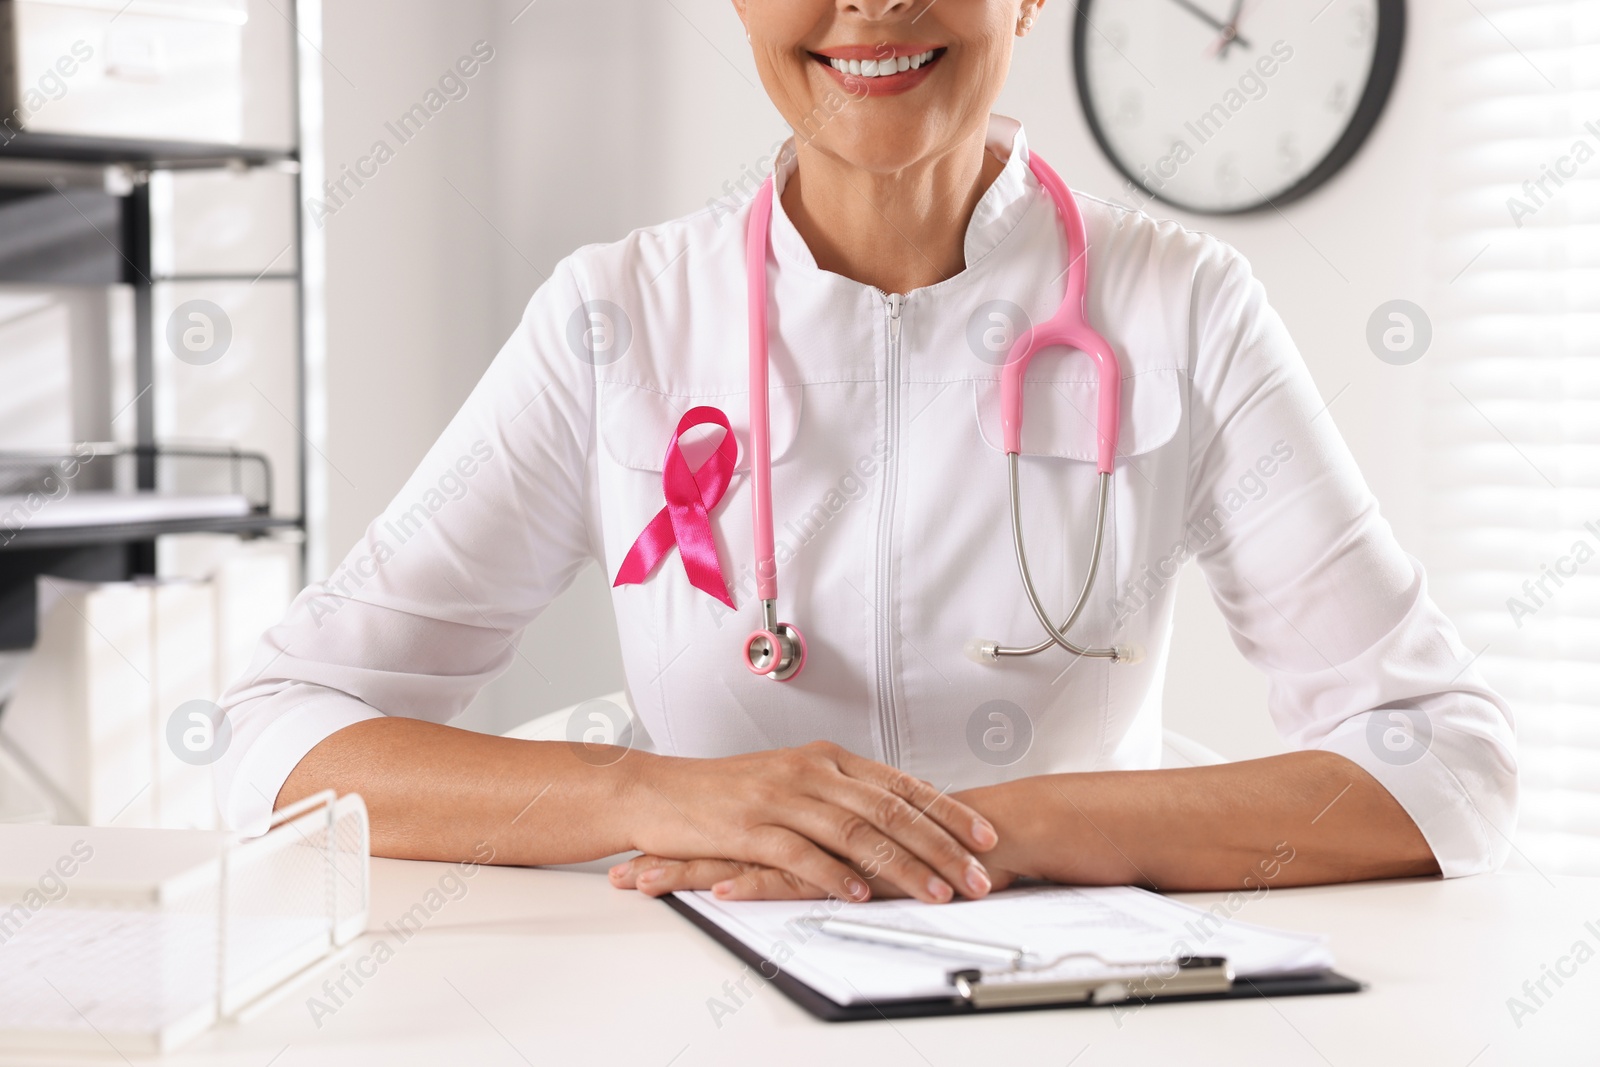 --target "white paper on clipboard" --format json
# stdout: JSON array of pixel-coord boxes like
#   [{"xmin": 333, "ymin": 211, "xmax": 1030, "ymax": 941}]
[{"xmin": 674, "ymin": 884, "xmax": 1333, "ymax": 1007}]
